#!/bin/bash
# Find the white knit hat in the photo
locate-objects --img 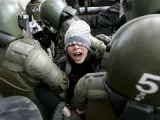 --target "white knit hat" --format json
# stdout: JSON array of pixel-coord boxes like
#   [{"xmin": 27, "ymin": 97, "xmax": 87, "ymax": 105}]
[{"xmin": 64, "ymin": 20, "xmax": 91, "ymax": 50}]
